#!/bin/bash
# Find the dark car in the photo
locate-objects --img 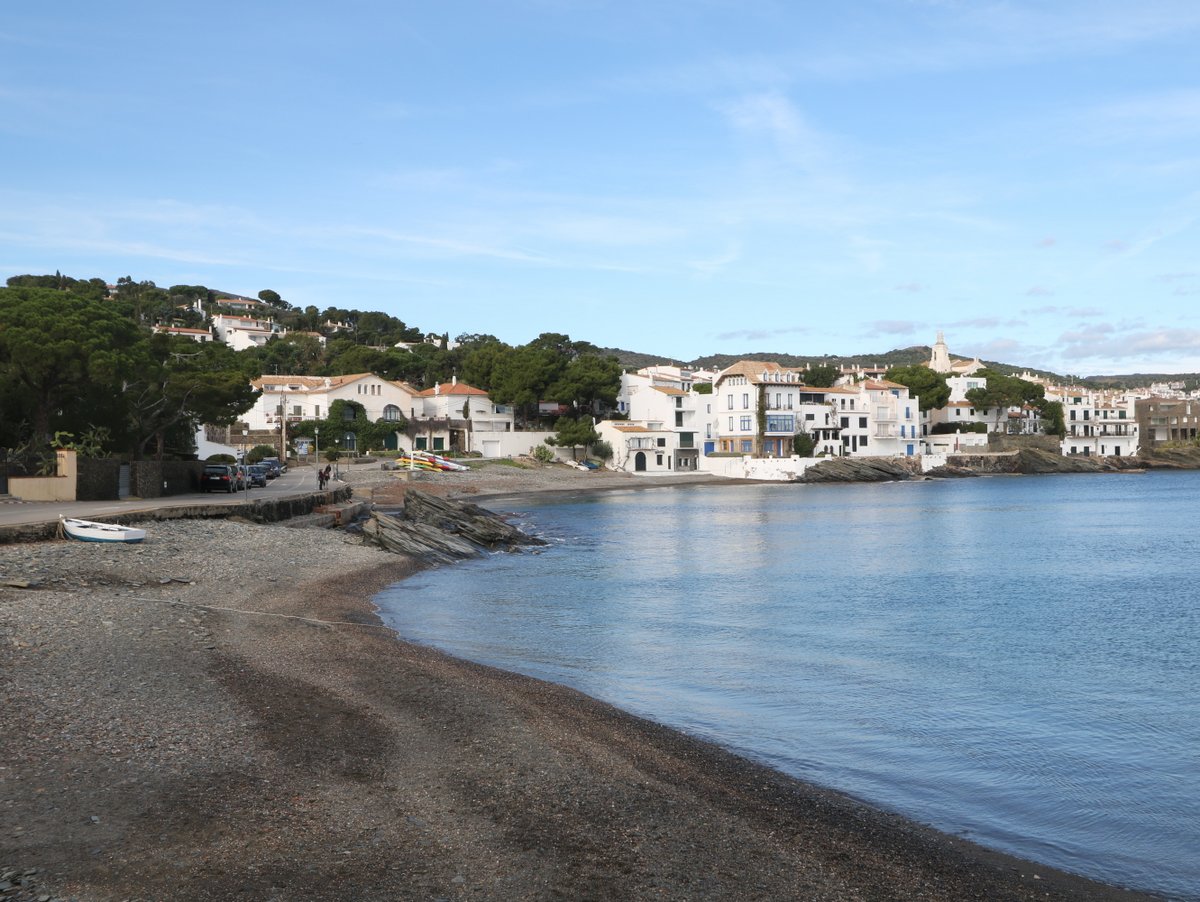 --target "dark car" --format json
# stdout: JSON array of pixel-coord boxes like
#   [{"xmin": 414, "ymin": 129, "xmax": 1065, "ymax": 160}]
[
  {"xmin": 202, "ymin": 464, "xmax": 239, "ymax": 493},
  {"xmin": 260, "ymin": 458, "xmax": 282, "ymax": 479},
  {"xmin": 246, "ymin": 464, "xmax": 268, "ymax": 487}
]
